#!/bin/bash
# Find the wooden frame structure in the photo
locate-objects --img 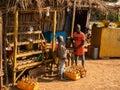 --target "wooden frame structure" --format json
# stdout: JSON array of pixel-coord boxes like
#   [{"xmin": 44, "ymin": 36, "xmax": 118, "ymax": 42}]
[
  {"xmin": 0, "ymin": 8, "xmax": 57, "ymax": 85},
  {"xmin": 12, "ymin": 9, "xmax": 56, "ymax": 84},
  {"xmin": 0, "ymin": 17, "xmax": 4, "ymax": 88}
]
